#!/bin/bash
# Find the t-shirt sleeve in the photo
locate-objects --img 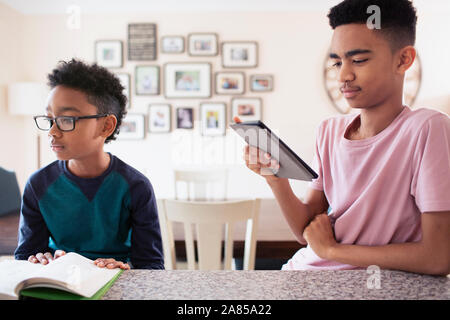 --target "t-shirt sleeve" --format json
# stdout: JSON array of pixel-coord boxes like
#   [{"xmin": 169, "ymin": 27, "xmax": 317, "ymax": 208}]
[
  {"xmin": 410, "ymin": 113, "xmax": 450, "ymax": 213},
  {"xmin": 309, "ymin": 121, "xmax": 325, "ymax": 191},
  {"xmin": 14, "ymin": 179, "xmax": 51, "ymax": 260}
]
